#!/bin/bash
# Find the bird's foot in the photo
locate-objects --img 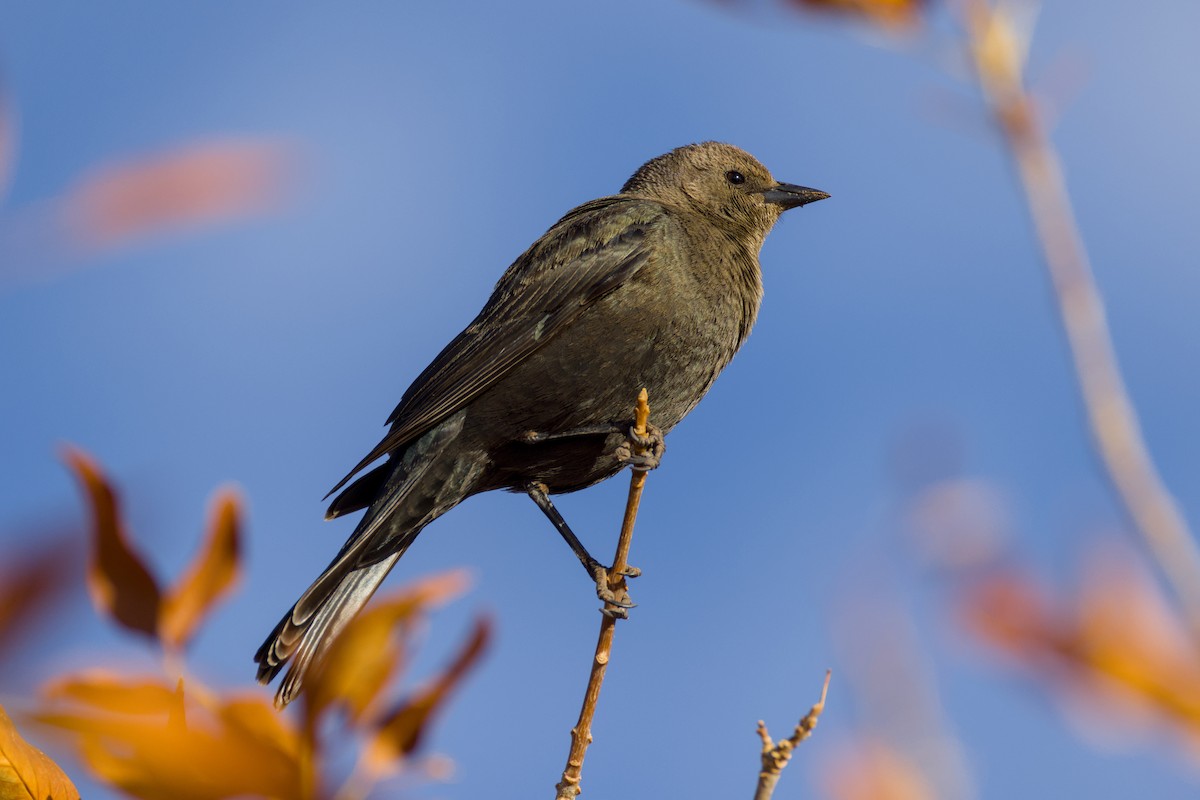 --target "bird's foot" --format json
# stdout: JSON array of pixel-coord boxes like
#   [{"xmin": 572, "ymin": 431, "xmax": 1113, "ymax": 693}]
[
  {"xmin": 615, "ymin": 423, "xmax": 665, "ymax": 472},
  {"xmin": 591, "ymin": 563, "xmax": 641, "ymax": 618}
]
